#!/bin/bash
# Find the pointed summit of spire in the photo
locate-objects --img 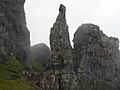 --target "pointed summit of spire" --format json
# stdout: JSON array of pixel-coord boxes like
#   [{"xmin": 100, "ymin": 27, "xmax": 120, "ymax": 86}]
[{"xmin": 56, "ymin": 4, "xmax": 66, "ymax": 24}]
